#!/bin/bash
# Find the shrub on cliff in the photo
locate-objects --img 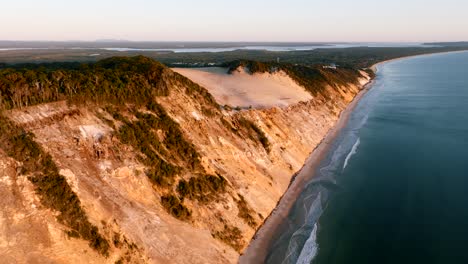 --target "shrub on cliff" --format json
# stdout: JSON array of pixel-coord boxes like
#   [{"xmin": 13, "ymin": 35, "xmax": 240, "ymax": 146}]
[
  {"xmin": 236, "ymin": 195, "xmax": 258, "ymax": 228},
  {"xmin": 177, "ymin": 174, "xmax": 227, "ymax": 202},
  {"xmin": 161, "ymin": 194, "xmax": 191, "ymax": 220},
  {"xmin": 212, "ymin": 224, "xmax": 244, "ymax": 252},
  {"xmin": 238, "ymin": 117, "xmax": 270, "ymax": 152}
]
